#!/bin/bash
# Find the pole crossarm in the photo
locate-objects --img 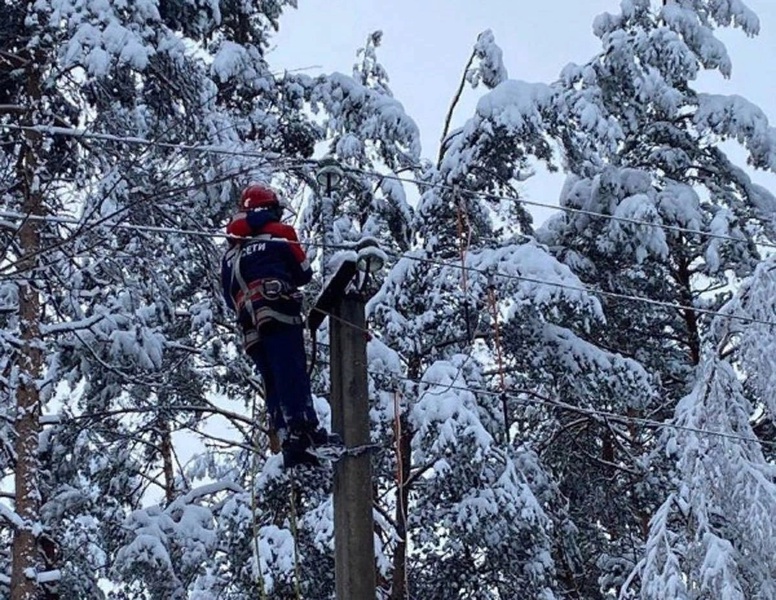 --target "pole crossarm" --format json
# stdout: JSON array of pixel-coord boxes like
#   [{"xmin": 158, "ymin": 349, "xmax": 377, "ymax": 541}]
[{"xmin": 308, "ymin": 258, "xmax": 357, "ymax": 332}]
